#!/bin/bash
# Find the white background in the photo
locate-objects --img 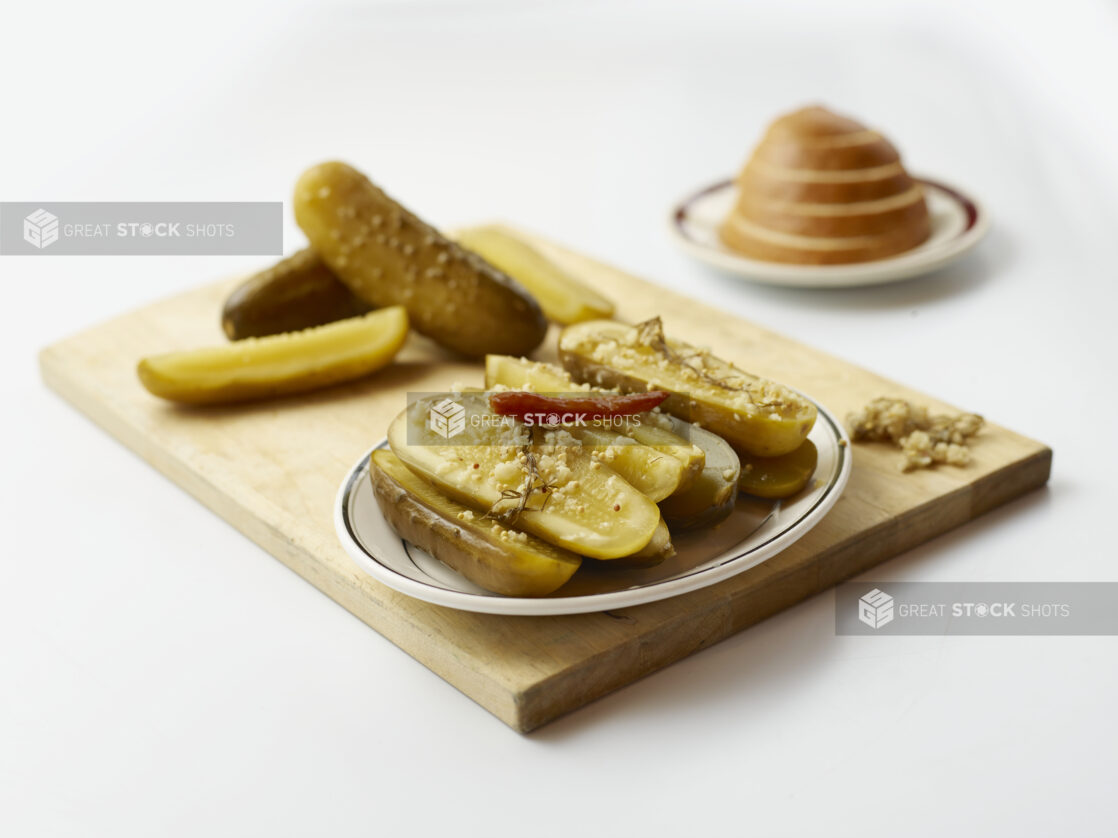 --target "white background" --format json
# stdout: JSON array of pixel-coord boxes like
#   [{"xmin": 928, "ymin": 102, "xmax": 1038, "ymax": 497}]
[{"xmin": 3, "ymin": 0, "xmax": 1117, "ymax": 835}]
